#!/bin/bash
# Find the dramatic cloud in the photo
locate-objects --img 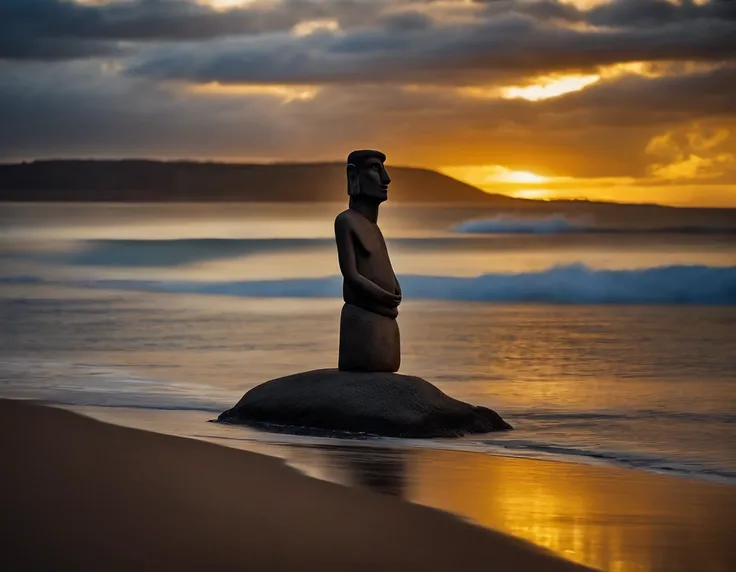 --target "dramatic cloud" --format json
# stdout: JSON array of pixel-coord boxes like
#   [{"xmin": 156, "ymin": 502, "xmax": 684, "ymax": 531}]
[
  {"xmin": 0, "ymin": 0, "xmax": 360, "ymax": 60},
  {"xmin": 1, "ymin": 0, "xmax": 735, "ymax": 205},
  {"xmin": 646, "ymin": 124, "xmax": 735, "ymax": 180},
  {"xmin": 125, "ymin": 6, "xmax": 736, "ymax": 85}
]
